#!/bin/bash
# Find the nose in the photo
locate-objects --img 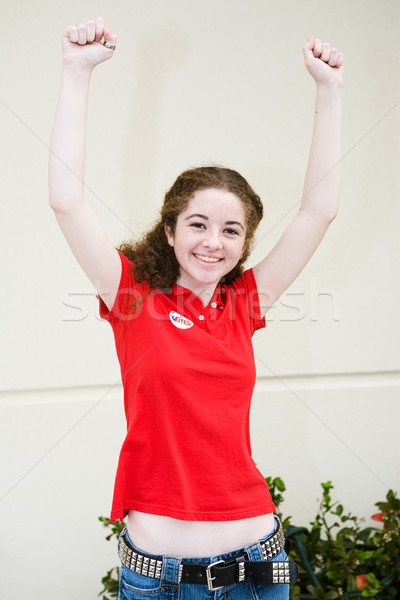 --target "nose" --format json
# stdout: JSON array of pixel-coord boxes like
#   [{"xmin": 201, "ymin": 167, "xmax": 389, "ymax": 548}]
[{"xmin": 202, "ymin": 229, "xmax": 223, "ymax": 251}]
